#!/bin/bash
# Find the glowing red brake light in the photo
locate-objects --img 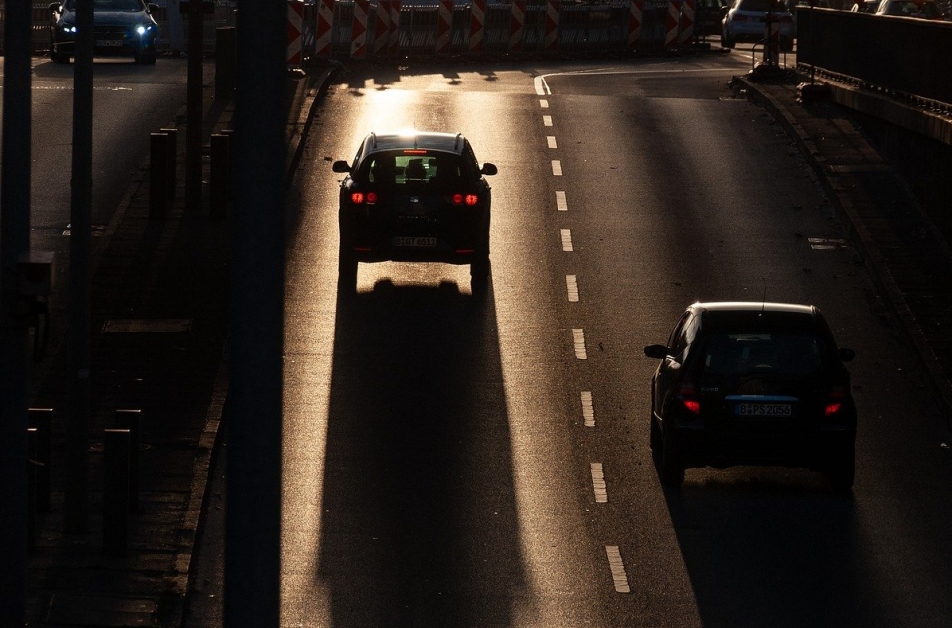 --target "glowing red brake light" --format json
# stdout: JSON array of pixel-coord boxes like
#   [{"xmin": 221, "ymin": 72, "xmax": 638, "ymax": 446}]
[
  {"xmin": 825, "ymin": 387, "xmax": 846, "ymax": 417},
  {"xmin": 366, "ymin": 191, "xmax": 378, "ymax": 204},
  {"xmin": 464, "ymin": 194, "xmax": 479, "ymax": 206},
  {"xmin": 450, "ymin": 193, "xmax": 479, "ymax": 206},
  {"xmin": 350, "ymin": 191, "xmax": 365, "ymax": 204},
  {"xmin": 679, "ymin": 384, "xmax": 700, "ymax": 415}
]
